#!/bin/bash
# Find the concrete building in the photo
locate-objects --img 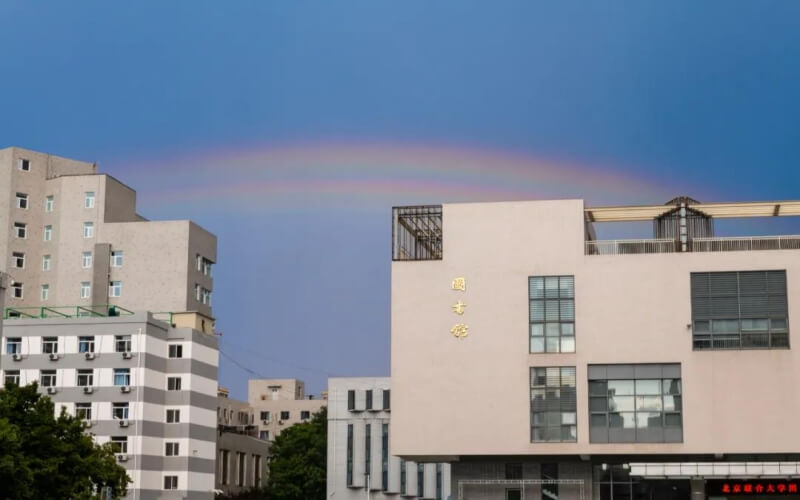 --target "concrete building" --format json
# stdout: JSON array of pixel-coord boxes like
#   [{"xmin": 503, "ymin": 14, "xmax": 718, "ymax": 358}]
[
  {"xmin": 1, "ymin": 147, "xmax": 216, "ymax": 333},
  {"xmin": 327, "ymin": 377, "xmax": 451, "ymax": 500},
  {"xmin": 390, "ymin": 199, "xmax": 800, "ymax": 499},
  {"xmin": 215, "ymin": 387, "xmax": 270, "ymax": 495},
  {"xmin": 1, "ymin": 312, "xmax": 219, "ymax": 499},
  {"xmin": 247, "ymin": 378, "xmax": 326, "ymax": 442}
]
